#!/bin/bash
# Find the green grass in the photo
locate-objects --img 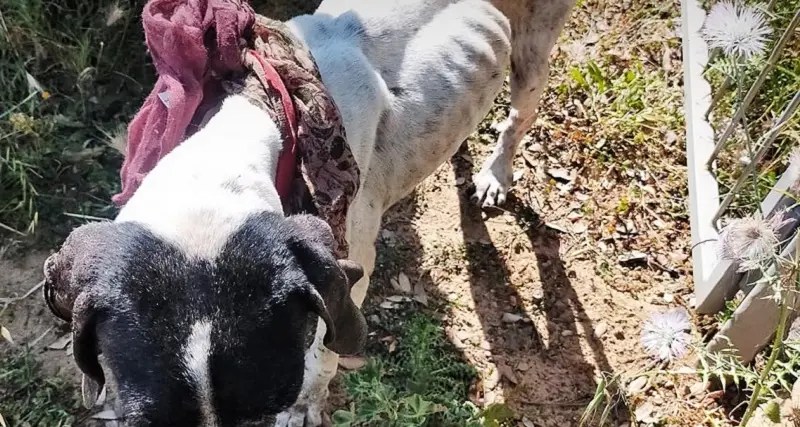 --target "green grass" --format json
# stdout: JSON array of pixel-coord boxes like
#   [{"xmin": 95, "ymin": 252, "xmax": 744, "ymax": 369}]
[
  {"xmin": 0, "ymin": 0, "xmax": 151, "ymax": 242},
  {"xmin": 0, "ymin": 350, "xmax": 79, "ymax": 427},
  {"xmin": 332, "ymin": 314, "xmax": 511, "ymax": 427}
]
